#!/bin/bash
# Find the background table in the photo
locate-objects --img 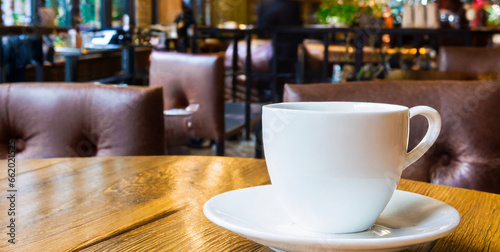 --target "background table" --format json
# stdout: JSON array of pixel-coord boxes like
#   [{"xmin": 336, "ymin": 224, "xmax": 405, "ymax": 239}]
[
  {"xmin": 55, "ymin": 45, "xmax": 150, "ymax": 84},
  {"xmin": 0, "ymin": 156, "xmax": 498, "ymax": 251}
]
